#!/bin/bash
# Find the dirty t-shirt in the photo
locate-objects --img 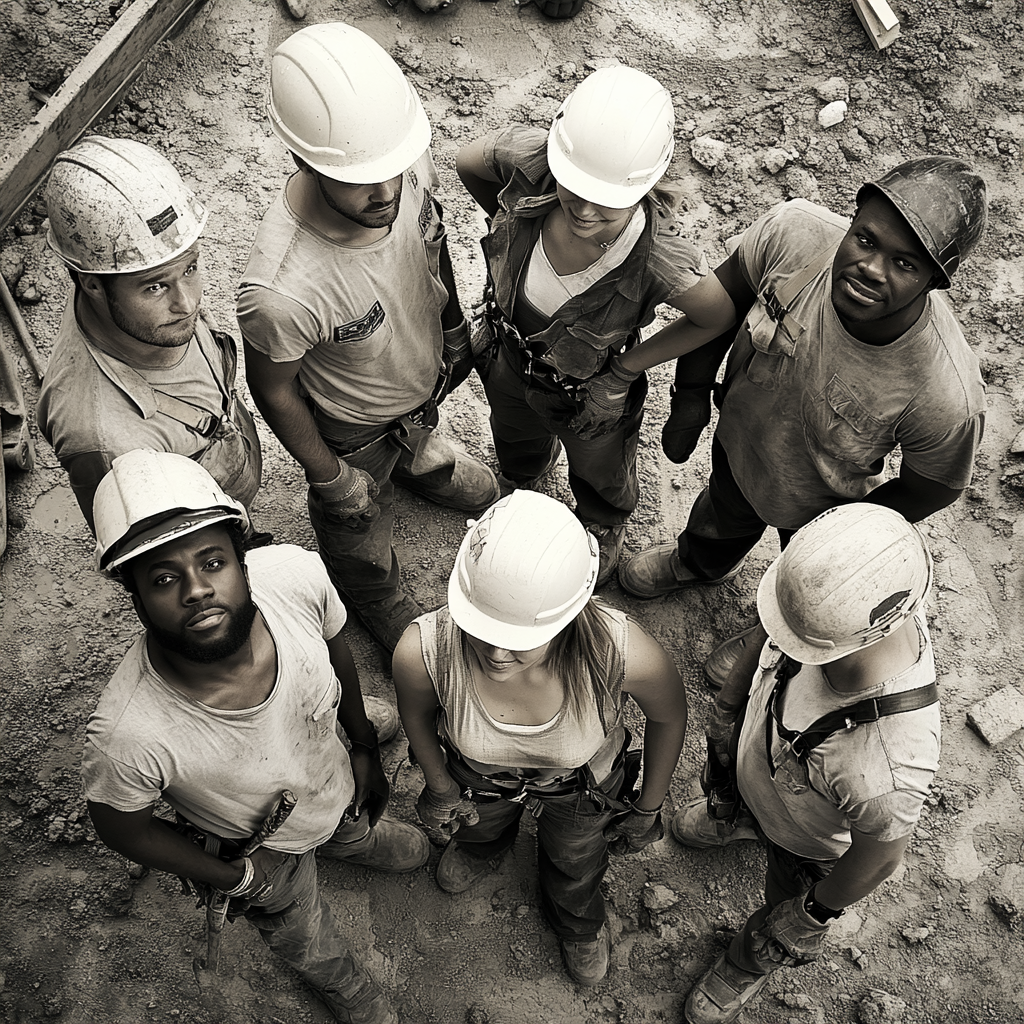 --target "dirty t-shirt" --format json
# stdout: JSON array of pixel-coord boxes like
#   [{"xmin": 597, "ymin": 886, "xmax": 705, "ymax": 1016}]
[
  {"xmin": 717, "ymin": 199, "xmax": 985, "ymax": 530},
  {"xmin": 236, "ymin": 152, "xmax": 449, "ymax": 426},
  {"xmin": 82, "ymin": 545, "xmax": 354, "ymax": 854},
  {"xmin": 736, "ymin": 612, "xmax": 940, "ymax": 861}
]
